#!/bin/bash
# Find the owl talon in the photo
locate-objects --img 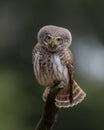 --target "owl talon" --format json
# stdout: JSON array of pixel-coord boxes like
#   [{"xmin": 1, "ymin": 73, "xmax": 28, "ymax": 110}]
[{"xmin": 56, "ymin": 81, "xmax": 66, "ymax": 89}]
